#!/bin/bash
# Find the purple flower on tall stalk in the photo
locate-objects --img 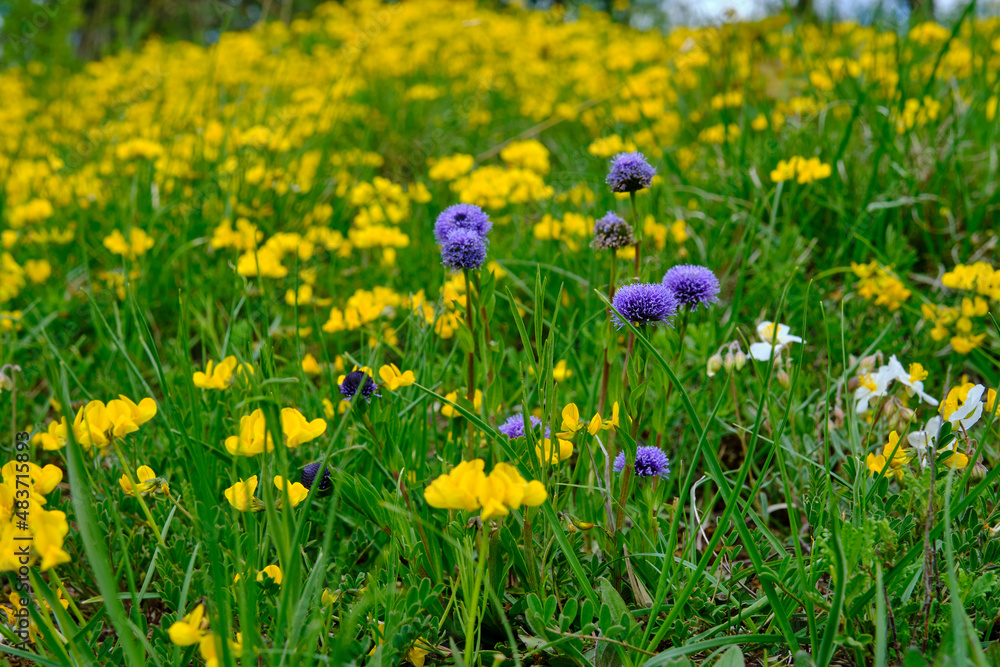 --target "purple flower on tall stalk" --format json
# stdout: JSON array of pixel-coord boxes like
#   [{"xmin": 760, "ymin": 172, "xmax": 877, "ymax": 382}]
[
  {"xmin": 434, "ymin": 203, "xmax": 492, "ymax": 244},
  {"xmin": 590, "ymin": 212, "xmax": 634, "ymax": 251},
  {"xmin": 613, "ymin": 446, "xmax": 671, "ymax": 478},
  {"xmin": 606, "ymin": 152, "xmax": 656, "ymax": 193},
  {"xmin": 662, "ymin": 265, "xmax": 720, "ymax": 310},
  {"xmin": 340, "ymin": 370, "xmax": 380, "ymax": 402},
  {"xmin": 610, "ymin": 283, "xmax": 677, "ymax": 329},
  {"xmin": 440, "ymin": 229, "xmax": 488, "ymax": 270},
  {"xmin": 498, "ymin": 414, "xmax": 550, "ymax": 439}
]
